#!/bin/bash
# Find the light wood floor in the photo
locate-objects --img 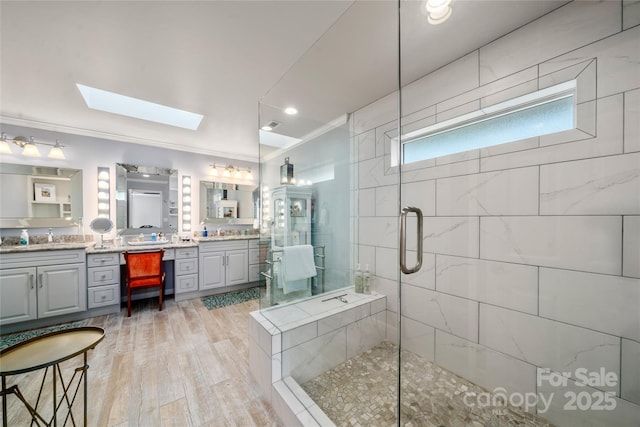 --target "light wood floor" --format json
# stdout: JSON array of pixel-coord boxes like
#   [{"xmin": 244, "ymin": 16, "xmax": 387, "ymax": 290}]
[{"xmin": 1, "ymin": 297, "xmax": 283, "ymax": 427}]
